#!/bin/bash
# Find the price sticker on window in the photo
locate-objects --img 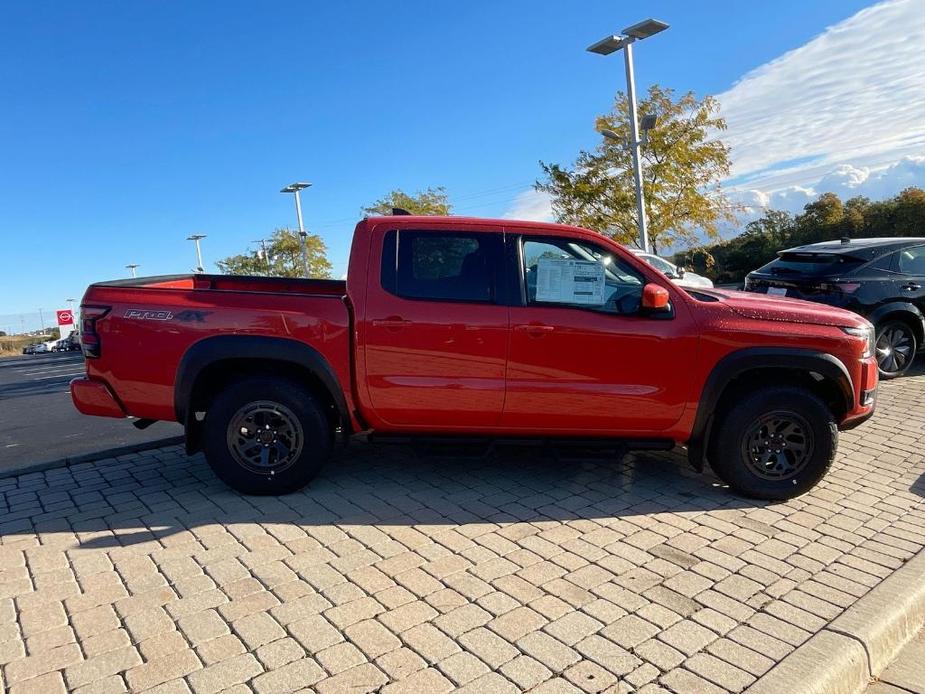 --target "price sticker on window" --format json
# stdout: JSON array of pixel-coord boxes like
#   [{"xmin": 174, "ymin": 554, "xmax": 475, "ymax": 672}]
[{"xmin": 536, "ymin": 258, "xmax": 606, "ymax": 305}]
